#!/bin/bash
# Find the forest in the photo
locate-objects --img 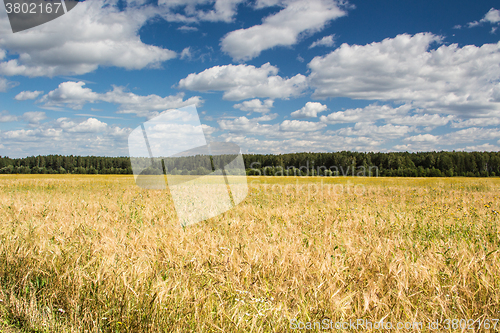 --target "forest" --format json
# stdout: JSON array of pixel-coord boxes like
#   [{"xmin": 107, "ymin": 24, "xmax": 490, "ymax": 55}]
[{"xmin": 0, "ymin": 151, "xmax": 499, "ymax": 177}]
